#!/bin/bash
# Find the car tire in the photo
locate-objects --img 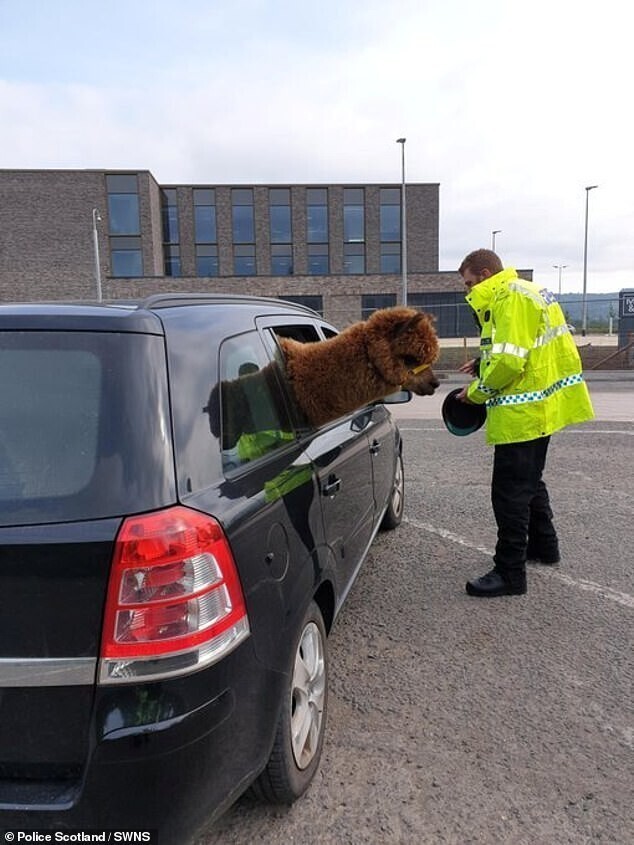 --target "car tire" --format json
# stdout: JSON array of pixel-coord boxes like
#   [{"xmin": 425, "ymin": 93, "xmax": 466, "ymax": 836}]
[
  {"xmin": 251, "ymin": 600, "xmax": 328, "ymax": 804},
  {"xmin": 380, "ymin": 449, "xmax": 404, "ymax": 530}
]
